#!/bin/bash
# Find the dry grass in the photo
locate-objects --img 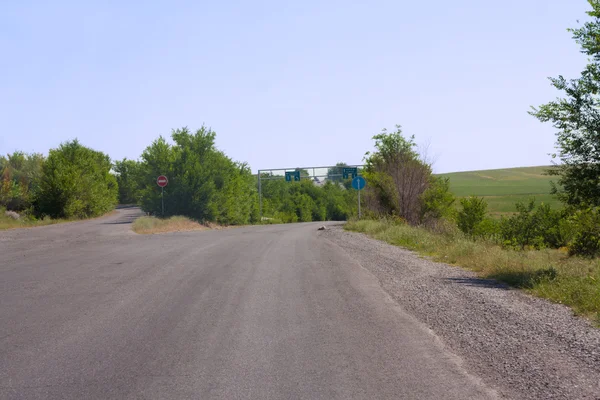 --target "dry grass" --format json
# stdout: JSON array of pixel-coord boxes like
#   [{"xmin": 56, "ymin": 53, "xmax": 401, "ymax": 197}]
[
  {"xmin": 0, "ymin": 215, "xmax": 66, "ymax": 230},
  {"xmin": 0, "ymin": 208, "xmax": 119, "ymax": 231},
  {"xmin": 132, "ymin": 216, "xmax": 210, "ymax": 234},
  {"xmin": 346, "ymin": 219, "xmax": 600, "ymax": 325}
]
